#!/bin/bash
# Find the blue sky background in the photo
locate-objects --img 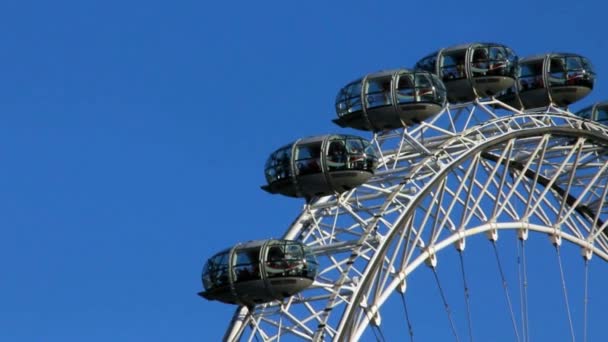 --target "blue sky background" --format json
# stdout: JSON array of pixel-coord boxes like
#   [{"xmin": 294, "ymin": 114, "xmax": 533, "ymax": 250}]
[{"xmin": 1, "ymin": 0, "xmax": 607, "ymax": 341}]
